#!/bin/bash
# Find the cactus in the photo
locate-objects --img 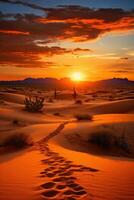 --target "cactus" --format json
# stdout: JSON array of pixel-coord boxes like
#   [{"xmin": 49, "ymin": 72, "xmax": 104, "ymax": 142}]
[
  {"xmin": 73, "ymin": 87, "xmax": 77, "ymax": 100},
  {"xmin": 54, "ymin": 88, "xmax": 57, "ymax": 99}
]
